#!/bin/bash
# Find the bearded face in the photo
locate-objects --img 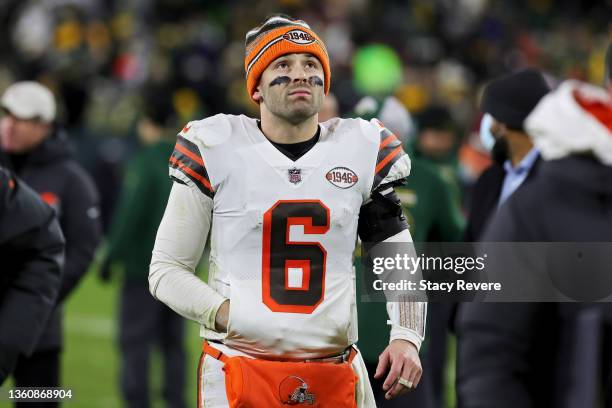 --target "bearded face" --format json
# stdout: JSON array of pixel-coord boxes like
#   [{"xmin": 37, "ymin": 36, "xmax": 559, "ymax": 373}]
[{"xmin": 254, "ymin": 53, "xmax": 325, "ymax": 125}]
